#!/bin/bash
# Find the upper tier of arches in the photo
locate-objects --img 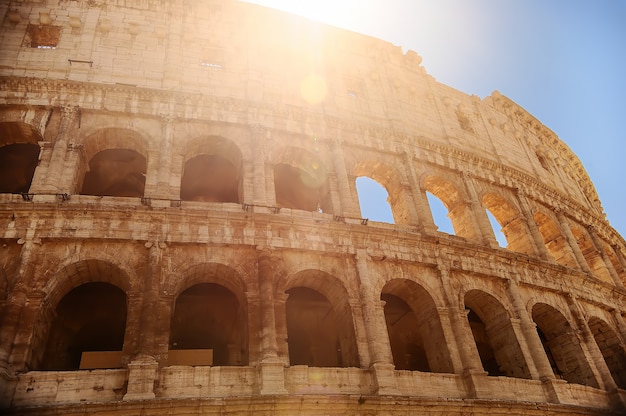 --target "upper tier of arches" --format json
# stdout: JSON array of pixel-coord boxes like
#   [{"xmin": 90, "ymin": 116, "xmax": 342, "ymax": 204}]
[{"xmin": 1, "ymin": 108, "xmax": 623, "ymax": 289}]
